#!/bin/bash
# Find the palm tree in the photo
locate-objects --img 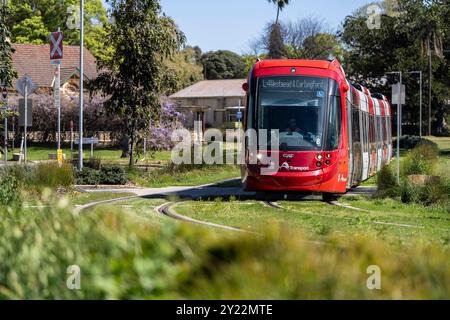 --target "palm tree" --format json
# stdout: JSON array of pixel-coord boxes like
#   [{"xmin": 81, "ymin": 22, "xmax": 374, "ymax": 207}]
[{"xmin": 268, "ymin": 0, "xmax": 290, "ymax": 24}]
